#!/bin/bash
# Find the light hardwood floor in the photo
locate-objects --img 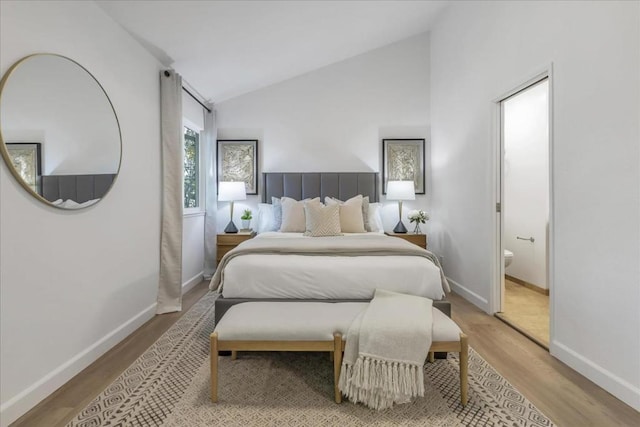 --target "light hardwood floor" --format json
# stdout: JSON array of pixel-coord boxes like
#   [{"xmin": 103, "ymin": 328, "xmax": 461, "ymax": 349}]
[
  {"xmin": 495, "ymin": 279, "xmax": 550, "ymax": 348},
  {"xmin": 11, "ymin": 283, "xmax": 640, "ymax": 427},
  {"xmin": 10, "ymin": 281, "xmax": 210, "ymax": 427},
  {"xmin": 448, "ymin": 291, "xmax": 639, "ymax": 426}
]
